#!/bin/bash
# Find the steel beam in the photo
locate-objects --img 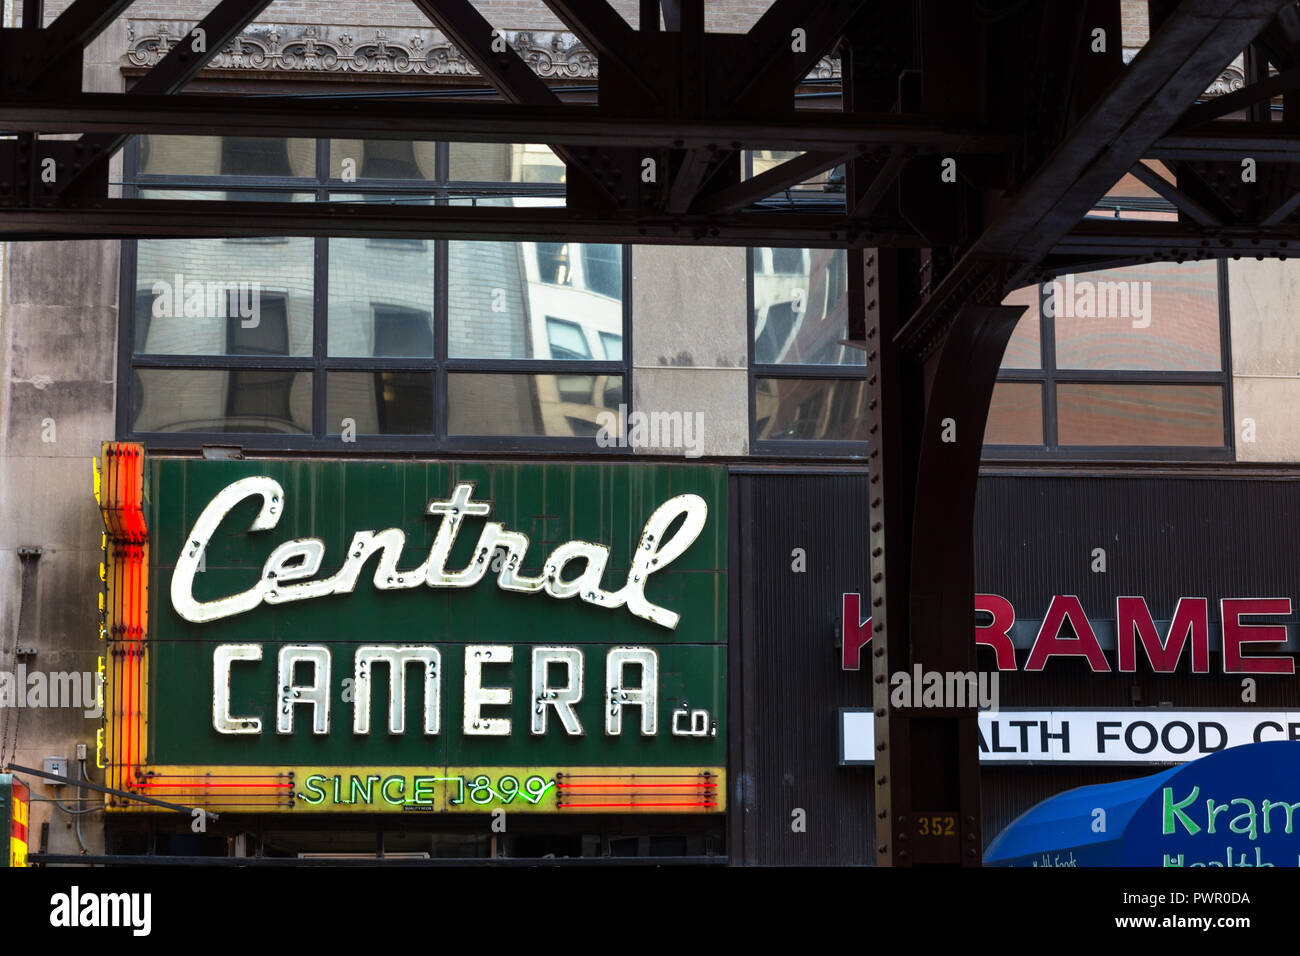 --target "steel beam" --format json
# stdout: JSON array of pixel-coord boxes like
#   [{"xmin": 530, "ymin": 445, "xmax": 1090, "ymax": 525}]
[
  {"xmin": 57, "ymin": 0, "xmax": 275, "ymax": 198},
  {"xmin": 693, "ymin": 149, "xmax": 856, "ymax": 215},
  {"xmin": 660, "ymin": 0, "xmax": 681, "ymax": 33},
  {"xmin": 128, "ymin": 2, "xmax": 271, "ymax": 95},
  {"xmin": 1174, "ymin": 64, "xmax": 1300, "ymax": 128},
  {"xmin": 1054, "ymin": 217, "xmax": 1300, "ymax": 257},
  {"xmin": 737, "ymin": 0, "xmax": 869, "ymax": 101},
  {"xmin": 640, "ymin": 0, "xmax": 660, "ymax": 32},
  {"xmin": 410, "ymin": 0, "xmax": 558, "ymax": 107},
  {"xmin": 666, "ymin": 147, "xmax": 725, "ymax": 213},
  {"xmin": 858, "ymin": 246, "xmax": 1024, "ymax": 867},
  {"xmin": 899, "ymin": 0, "xmax": 1292, "ymax": 354},
  {"xmin": 1127, "ymin": 160, "xmax": 1223, "ymax": 226},
  {"xmin": 0, "ymin": 197, "xmax": 924, "ymax": 247},
  {"xmin": 539, "ymin": 1, "xmax": 653, "ymax": 101},
  {"xmin": 1149, "ymin": 122, "xmax": 1300, "ymax": 159},
  {"xmin": 30, "ymin": 0, "xmax": 138, "ymax": 87},
  {"xmin": 849, "ymin": 148, "xmax": 912, "ymax": 220},
  {"xmin": 675, "ymin": 0, "xmax": 871, "ymax": 216},
  {"xmin": 862, "ymin": 0, "xmax": 1291, "ymax": 872},
  {"xmin": 0, "ymin": 96, "xmax": 1017, "ymax": 151},
  {"xmin": 1262, "ymin": 184, "xmax": 1300, "ymax": 225},
  {"xmin": 408, "ymin": 0, "xmax": 615, "ymax": 207}
]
